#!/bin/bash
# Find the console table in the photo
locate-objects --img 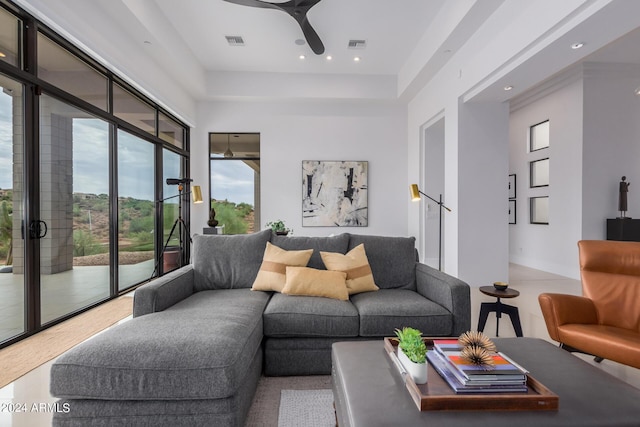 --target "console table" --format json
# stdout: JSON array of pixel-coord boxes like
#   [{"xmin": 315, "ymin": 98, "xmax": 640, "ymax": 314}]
[
  {"xmin": 332, "ymin": 339, "xmax": 640, "ymax": 427},
  {"xmin": 607, "ymin": 218, "xmax": 640, "ymax": 241}
]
